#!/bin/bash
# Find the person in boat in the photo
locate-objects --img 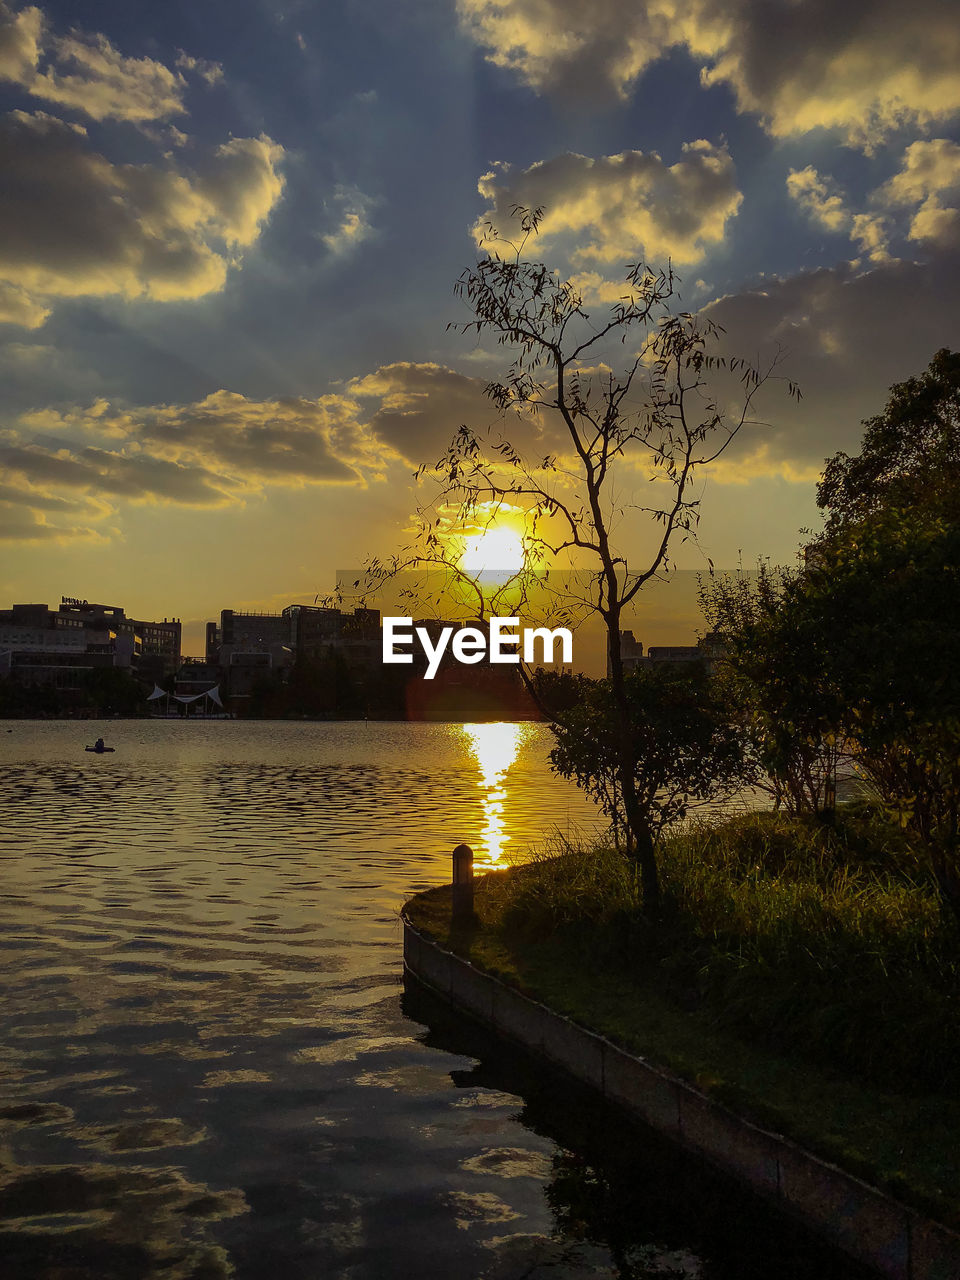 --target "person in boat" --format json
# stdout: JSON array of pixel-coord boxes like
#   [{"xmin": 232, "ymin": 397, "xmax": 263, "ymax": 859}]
[{"xmin": 94, "ymin": 737, "xmax": 105, "ymax": 751}]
